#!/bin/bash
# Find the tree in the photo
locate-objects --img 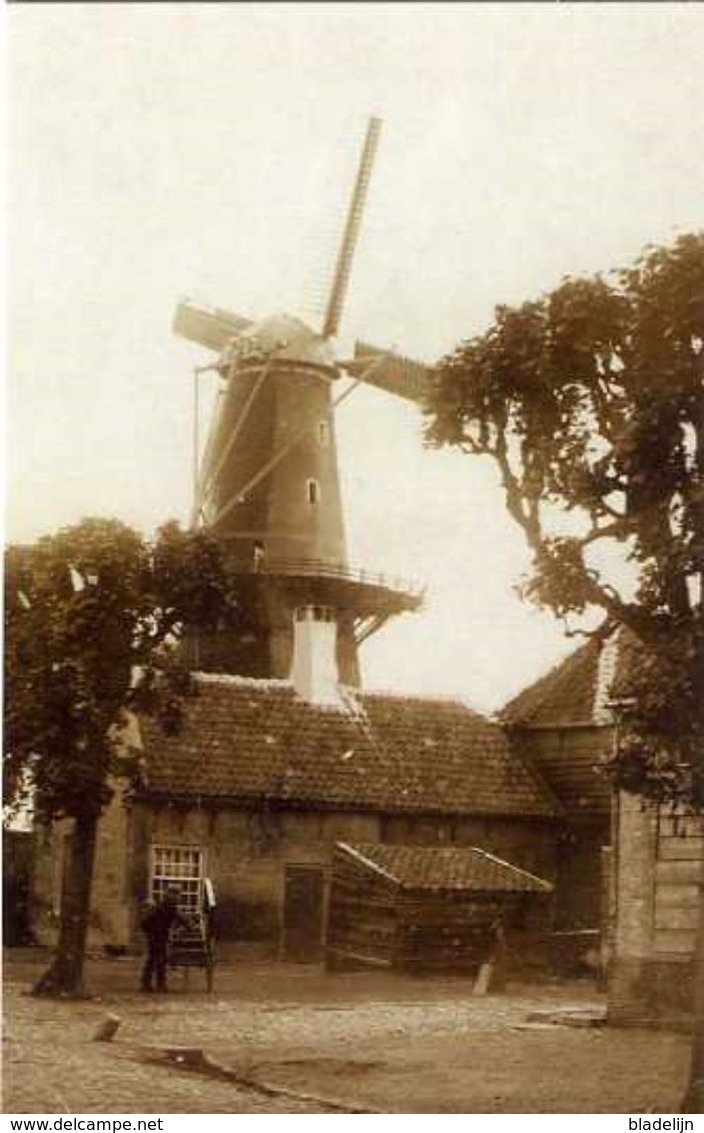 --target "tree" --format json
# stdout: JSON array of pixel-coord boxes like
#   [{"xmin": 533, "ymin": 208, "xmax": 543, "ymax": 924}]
[
  {"xmin": 425, "ymin": 232, "xmax": 704, "ymax": 1107},
  {"xmin": 3, "ymin": 517, "xmax": 236, "ymax": 997}
]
